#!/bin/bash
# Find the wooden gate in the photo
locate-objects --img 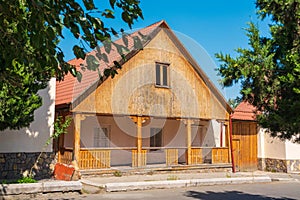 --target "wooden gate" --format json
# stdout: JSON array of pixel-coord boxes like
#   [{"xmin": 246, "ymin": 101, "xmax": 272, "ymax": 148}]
[
  {"xmin": 232, "ymin": 121, "xmax": 258, "ymax": 171},
  {"xmin": 232, "ymin": 139, "xmax": 240, "ymax": 171}
]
